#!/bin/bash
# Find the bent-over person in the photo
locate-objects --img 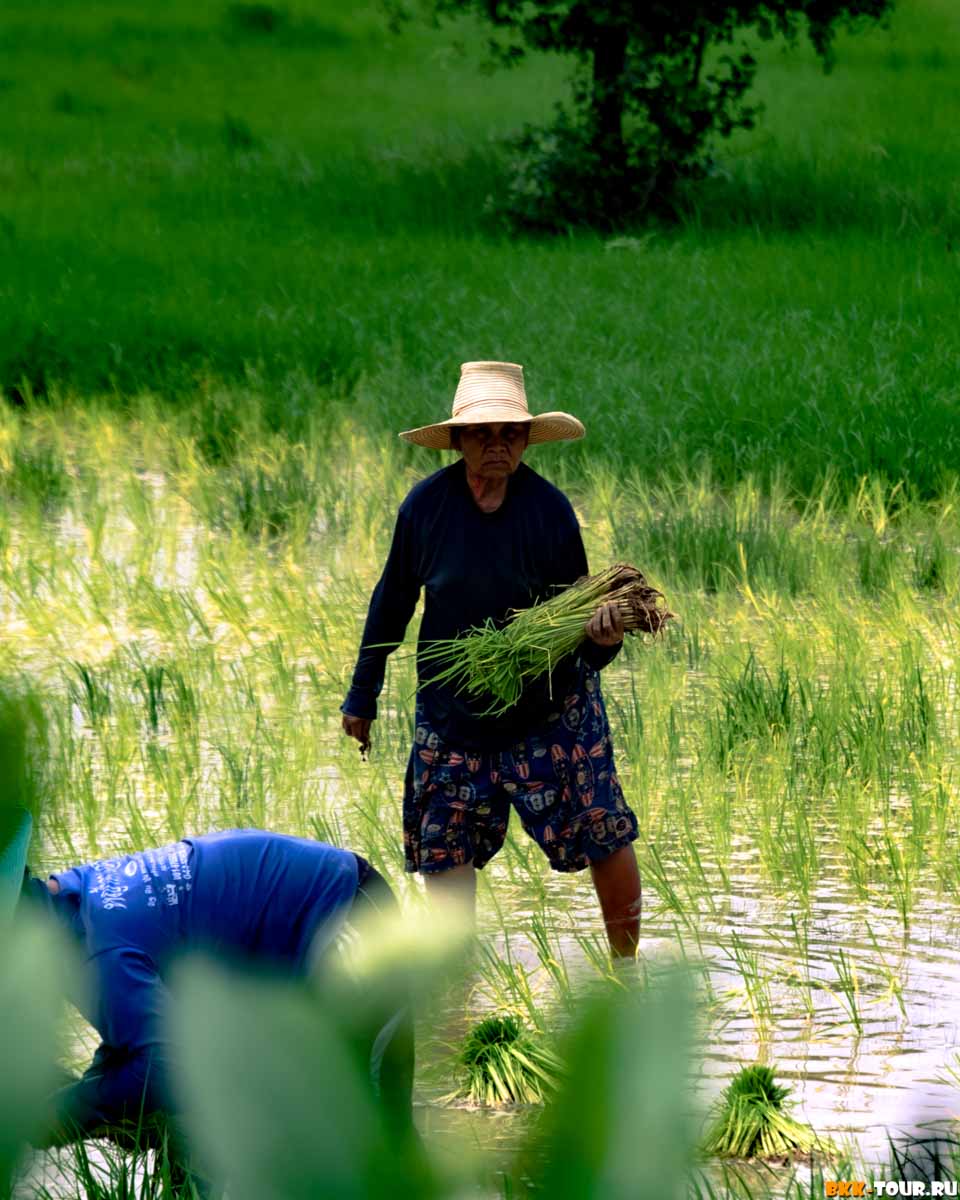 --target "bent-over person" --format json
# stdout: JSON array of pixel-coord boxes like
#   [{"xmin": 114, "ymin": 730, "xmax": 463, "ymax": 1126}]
[
  {"xmin": 341, "ymin": 361, "xmax": 642, "ymax": 959},
  {"xmin": 17, "ymin": 829, "xmax": 414, "ymax": 1163}
]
